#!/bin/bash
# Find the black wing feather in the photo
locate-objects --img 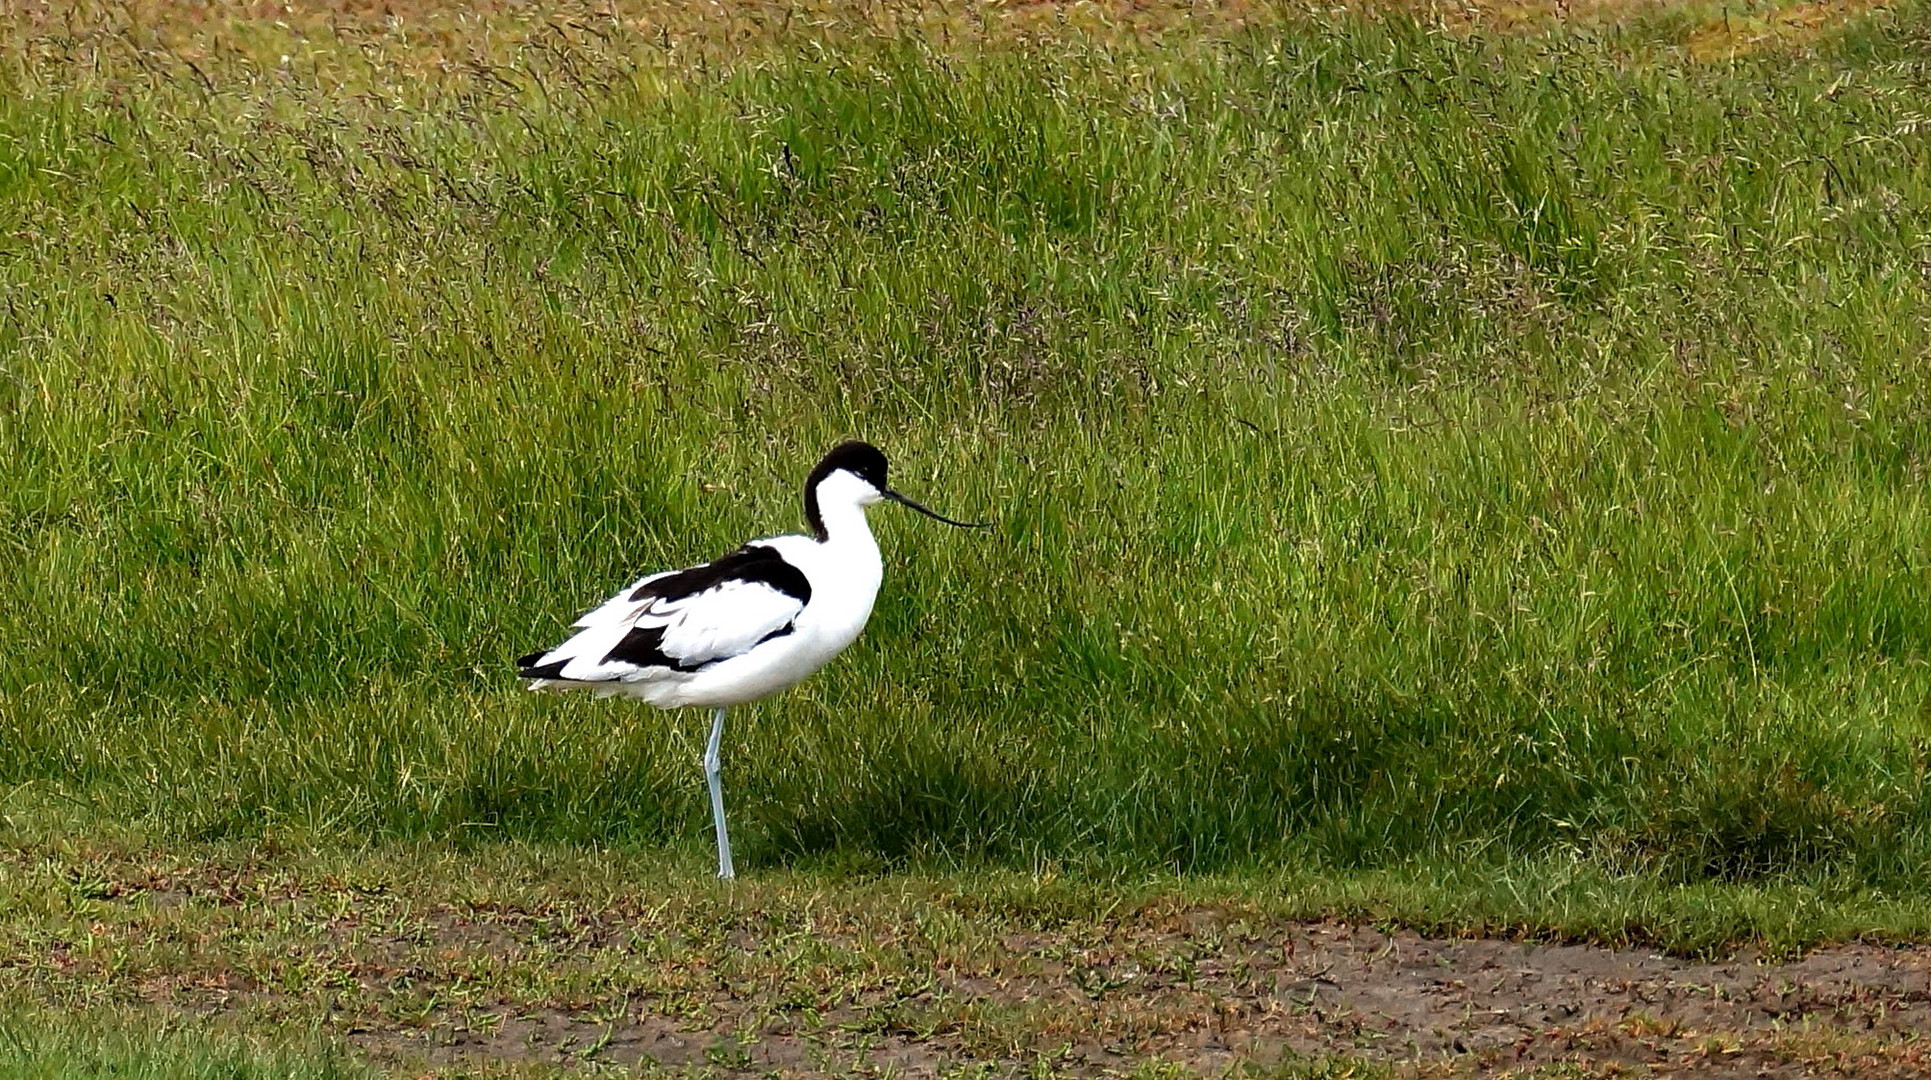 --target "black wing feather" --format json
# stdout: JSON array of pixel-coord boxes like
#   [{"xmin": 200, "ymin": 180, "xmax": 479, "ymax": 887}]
[{"xmin": 627, "ymin": 545, "xmax": 812, "ymax": 606}]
